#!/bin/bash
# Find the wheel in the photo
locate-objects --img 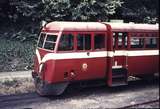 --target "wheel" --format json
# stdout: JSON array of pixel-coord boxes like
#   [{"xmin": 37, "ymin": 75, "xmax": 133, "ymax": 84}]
[{"xmin": 34, "ymin": 78, "xmax": 69, "ymax": 96}]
